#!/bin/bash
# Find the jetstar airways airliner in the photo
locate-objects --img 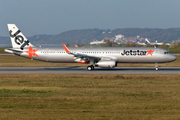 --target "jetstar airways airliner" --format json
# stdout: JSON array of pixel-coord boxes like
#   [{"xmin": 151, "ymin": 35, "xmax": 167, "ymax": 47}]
[{"xmin": 5, "ymin": 24, "xmax": 176, "ymax": 71}]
